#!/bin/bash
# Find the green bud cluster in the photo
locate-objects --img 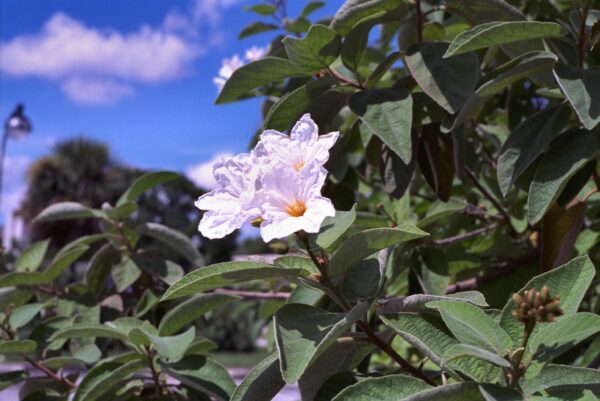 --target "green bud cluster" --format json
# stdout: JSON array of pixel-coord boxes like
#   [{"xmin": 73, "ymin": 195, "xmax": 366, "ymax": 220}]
[{"xmin": 512, "ymin": 286, "xmax": 563, "ymax": 324}]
